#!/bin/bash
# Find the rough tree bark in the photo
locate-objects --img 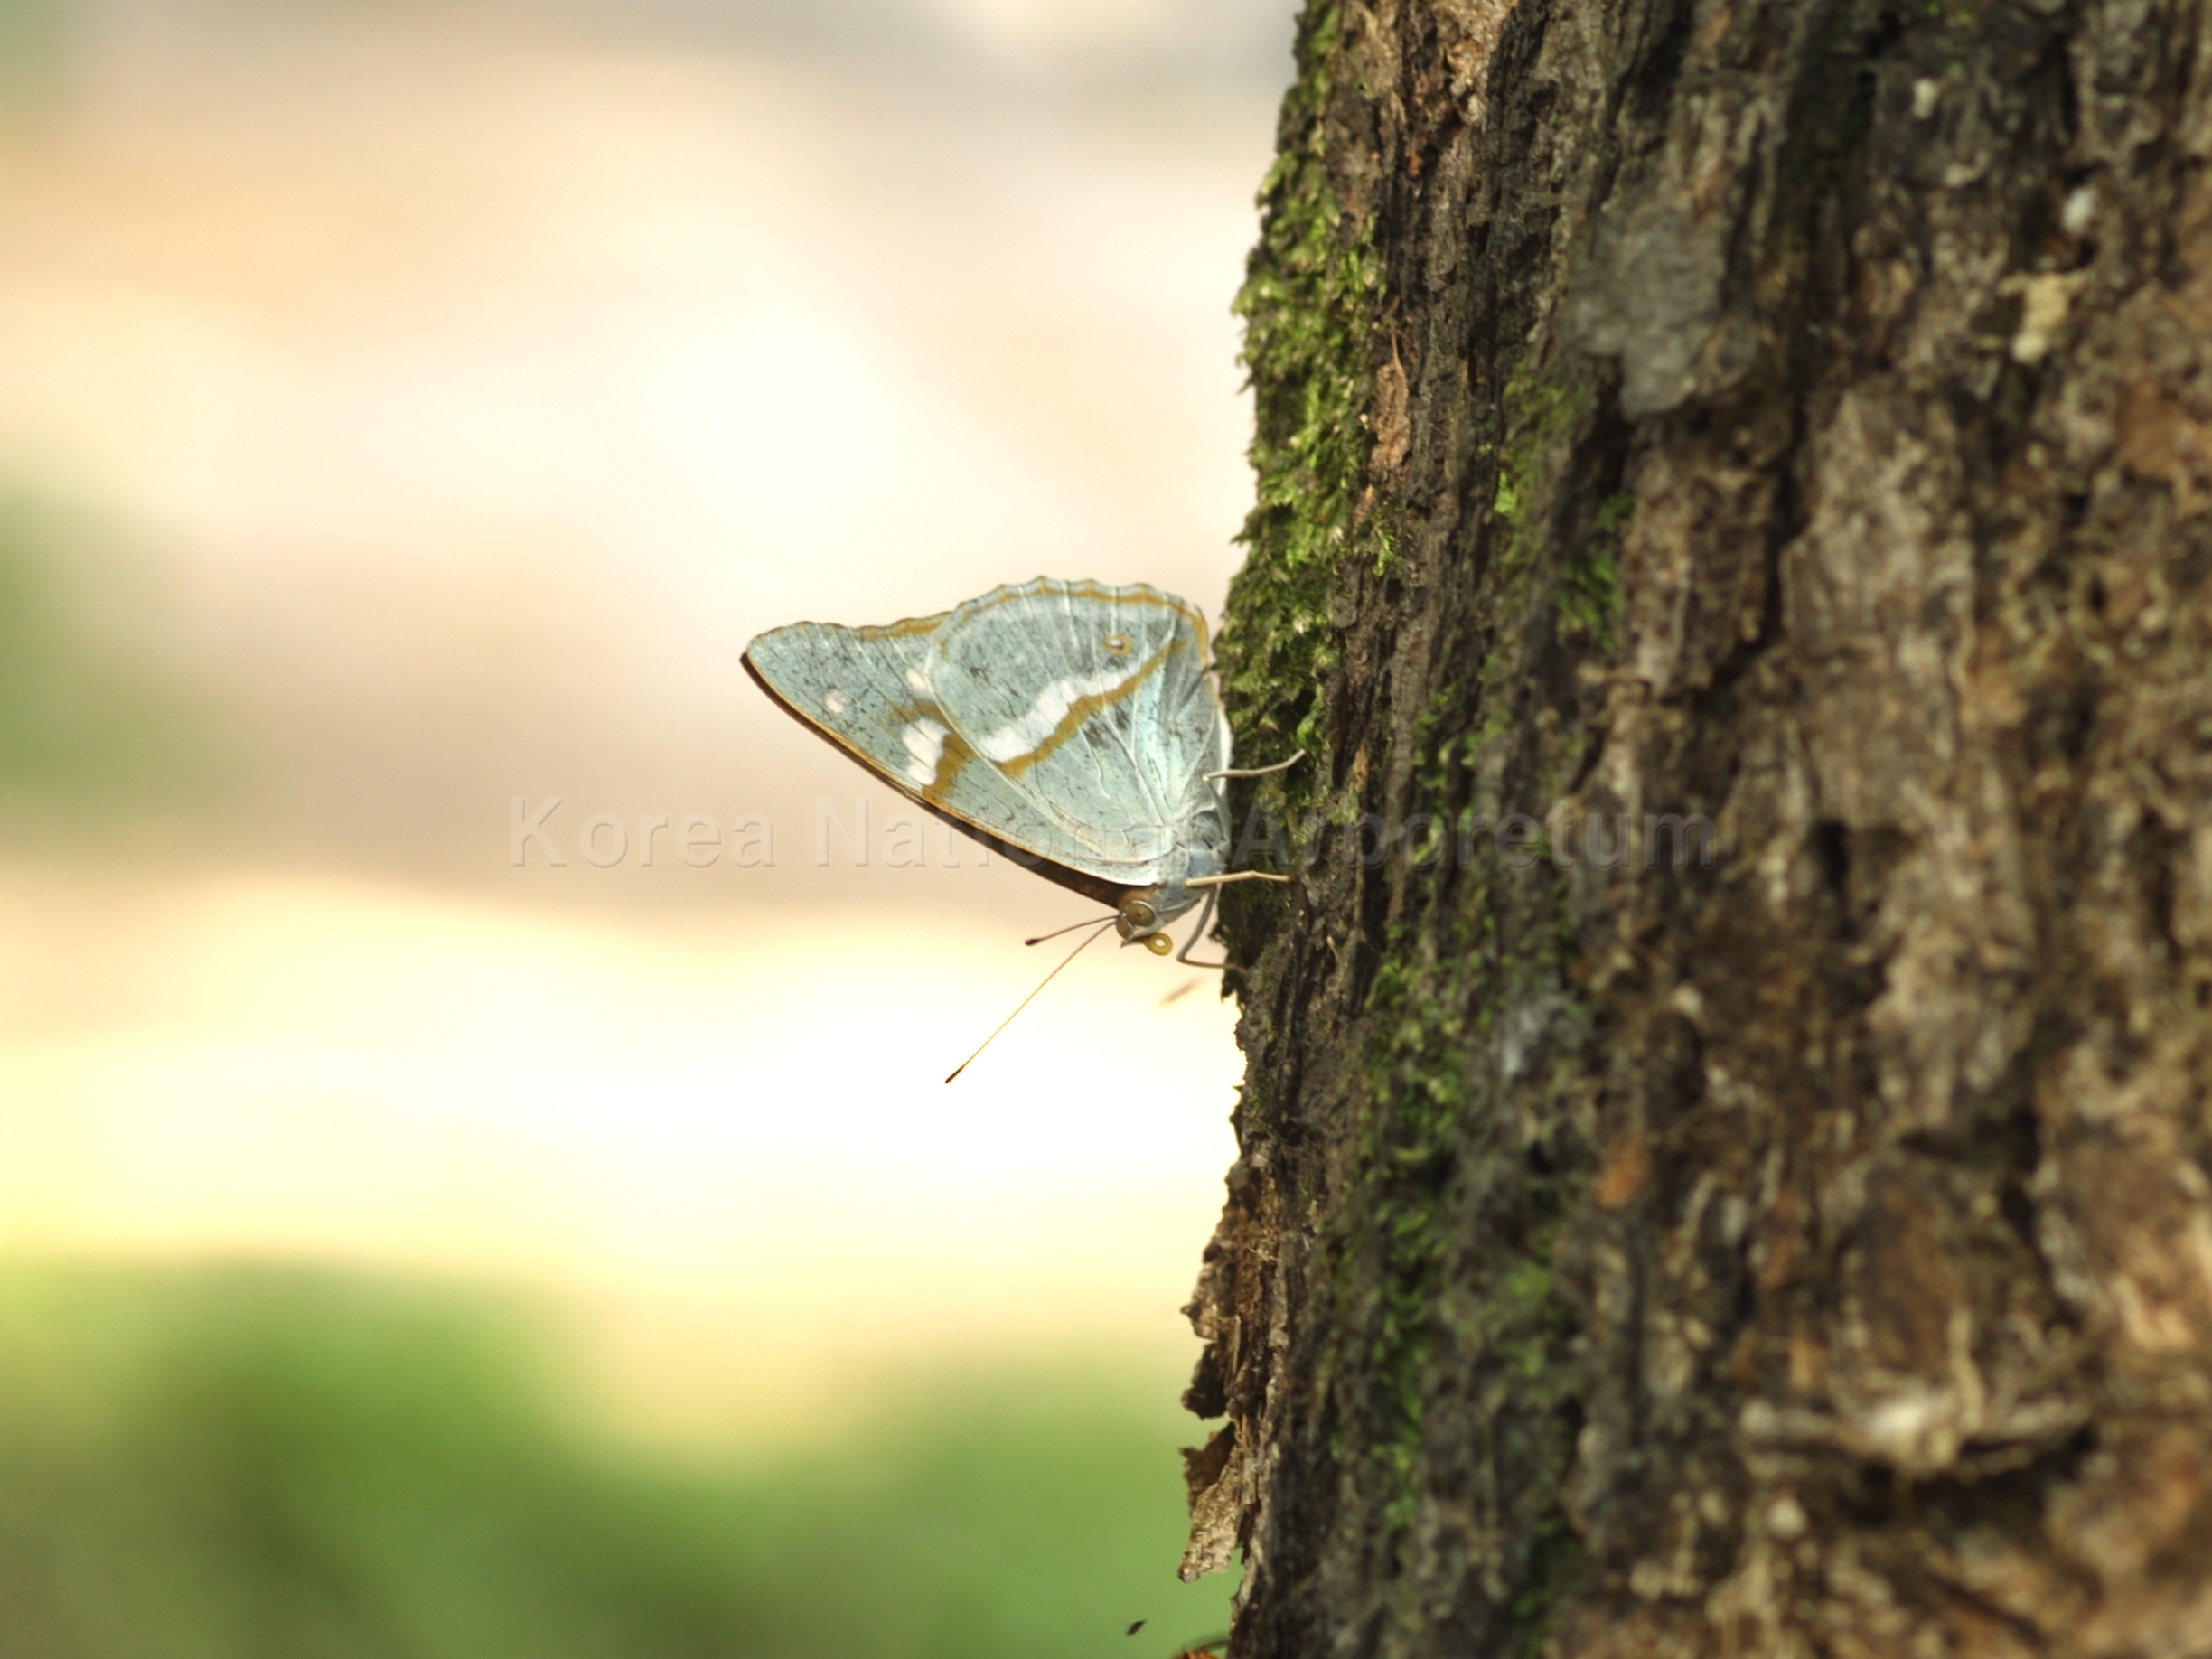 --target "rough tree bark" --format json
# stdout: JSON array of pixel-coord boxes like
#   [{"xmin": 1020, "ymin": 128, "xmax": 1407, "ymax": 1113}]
[{"xmin": 1180, "ymin": 1, "xmax": 2212, "ymax": 1655}]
